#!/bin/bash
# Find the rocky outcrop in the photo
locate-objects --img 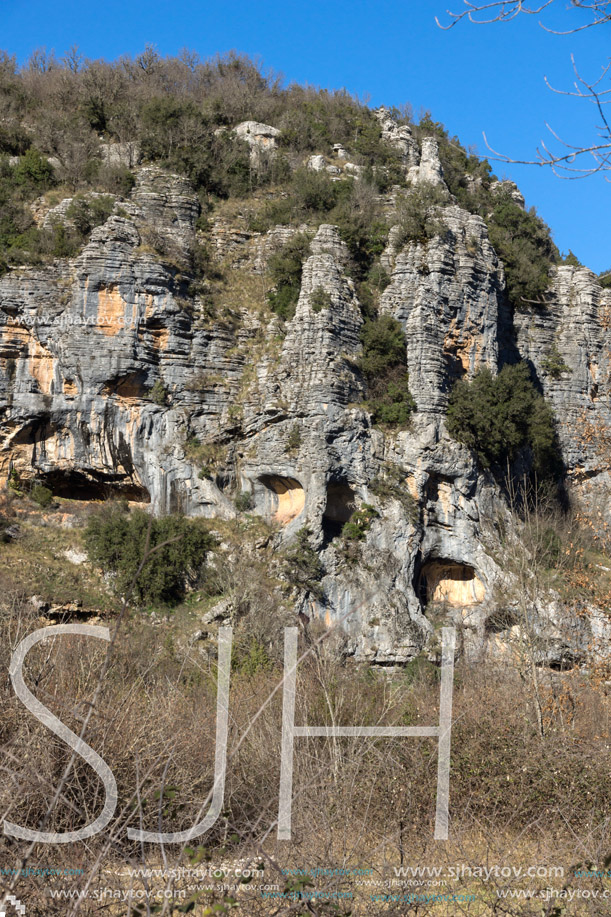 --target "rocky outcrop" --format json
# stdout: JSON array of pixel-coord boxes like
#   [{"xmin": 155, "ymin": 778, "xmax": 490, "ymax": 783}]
[
  {"xmin": 375, "ymin": 107, "xmax": 419, "ymax": 167},
  {"xmin": 407, "ymin": 137, "xmax": 445, "ymax": 188},
  {"xmin": 234, "ymin": 121, "xmax": 280, "ymax": 165},
  {"xmin": 380, "ymin": 205, "xmax": 505, "ymax": 412}
]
